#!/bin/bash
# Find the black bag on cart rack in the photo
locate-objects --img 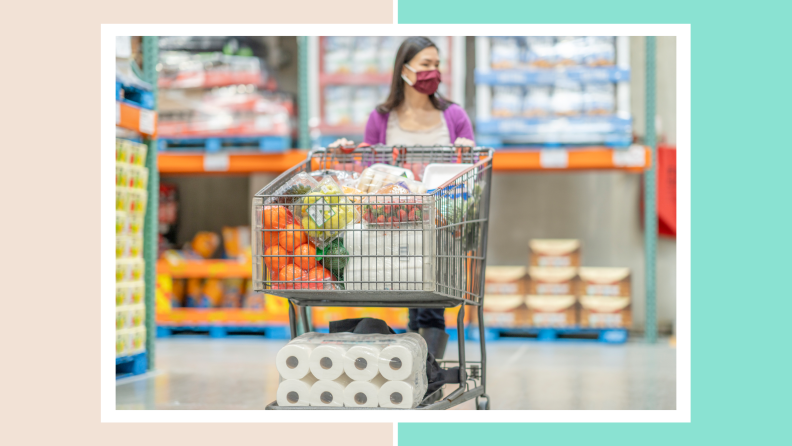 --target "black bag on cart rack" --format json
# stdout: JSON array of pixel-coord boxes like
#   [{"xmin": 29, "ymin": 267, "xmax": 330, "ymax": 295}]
[{"xmin": 329, "ymin": 318, "xmax": 460, "ymax": 397}]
